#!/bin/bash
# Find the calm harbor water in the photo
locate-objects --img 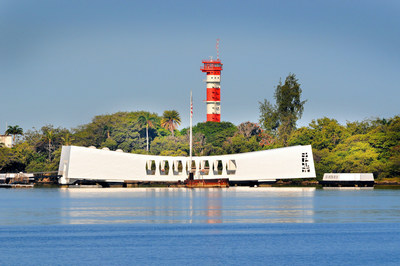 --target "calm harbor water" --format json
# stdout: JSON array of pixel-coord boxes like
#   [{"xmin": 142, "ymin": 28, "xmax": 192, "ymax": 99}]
[{"xmin": 1, "ymin": 187, "xmax": 400, "ymax": 265}]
